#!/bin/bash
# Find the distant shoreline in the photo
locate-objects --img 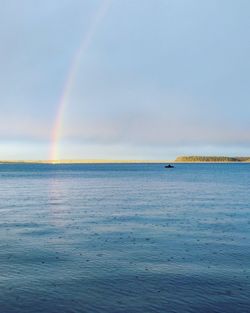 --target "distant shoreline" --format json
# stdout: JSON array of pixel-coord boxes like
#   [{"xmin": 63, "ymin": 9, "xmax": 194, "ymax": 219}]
[
  {"xmin": 0, "ymin": 156, "xmax": 250, "ymax": 164},
  {"xmin": 175, "ymin": 156, "xmax": 250, "ymax": 163},
  {"xmin": 0, "ymin": 160, "xmax": 172, "ymax": 164}
]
